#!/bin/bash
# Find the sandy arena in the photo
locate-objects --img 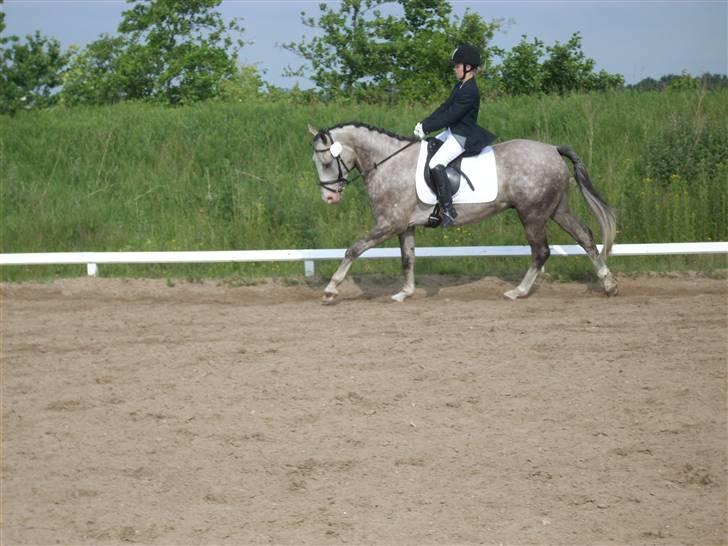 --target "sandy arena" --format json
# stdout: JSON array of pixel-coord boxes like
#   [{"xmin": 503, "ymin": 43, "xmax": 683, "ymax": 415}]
[{"xmin": 1, "ymin": 274, "xmax": 726, "ymax": 545}]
